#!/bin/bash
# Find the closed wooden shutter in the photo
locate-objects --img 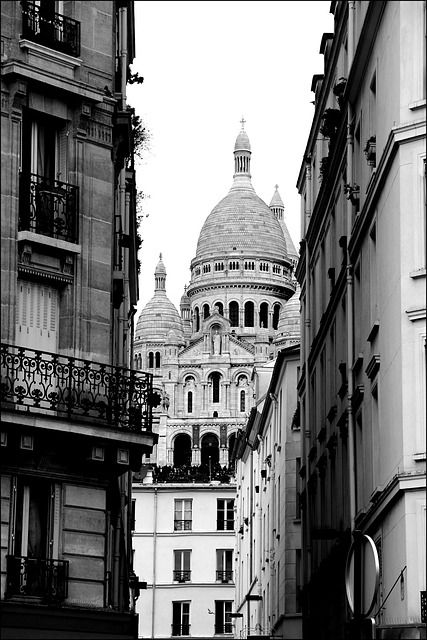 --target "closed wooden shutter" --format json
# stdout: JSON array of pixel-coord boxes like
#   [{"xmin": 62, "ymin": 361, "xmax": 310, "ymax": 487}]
[{"xmin": 16, "ymin": 281, "xmax": 58, "ymax": 352}]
